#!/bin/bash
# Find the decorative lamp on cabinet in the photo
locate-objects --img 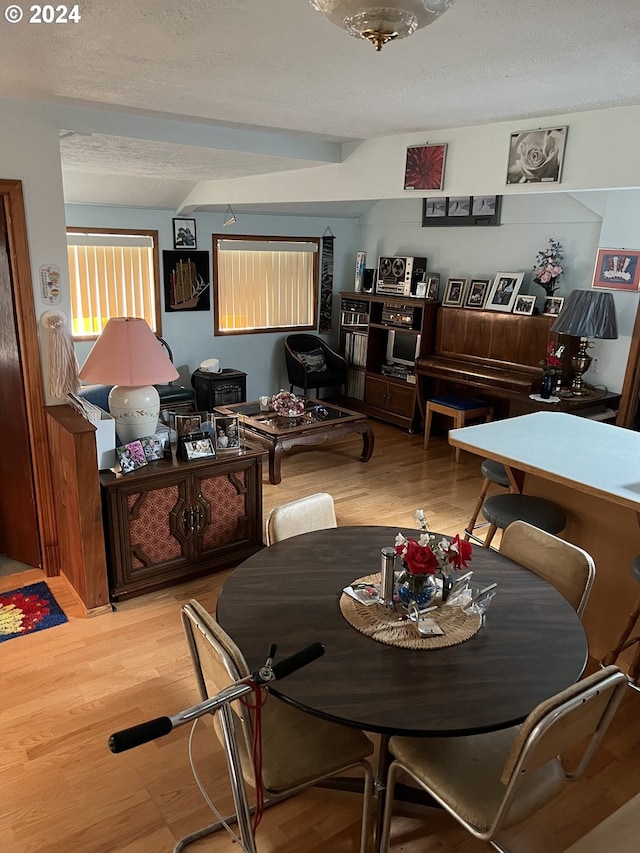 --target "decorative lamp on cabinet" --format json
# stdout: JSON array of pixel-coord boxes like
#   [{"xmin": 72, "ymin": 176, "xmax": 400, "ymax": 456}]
[{"xmin": 79, "ymin": 317, "xmax": 179, "ymax": 442}]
